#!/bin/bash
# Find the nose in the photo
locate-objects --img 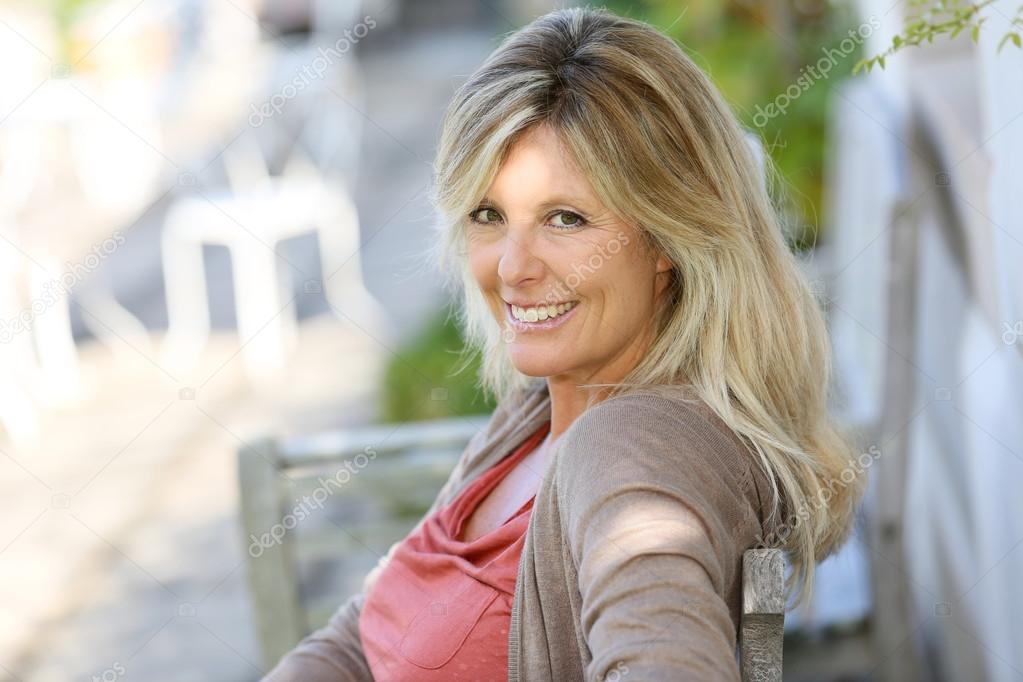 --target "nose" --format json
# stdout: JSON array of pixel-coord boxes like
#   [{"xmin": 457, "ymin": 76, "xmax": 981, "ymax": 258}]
[{"xmin": 496, "ymin": 230, "xmax": 545, "ymax": 287}]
